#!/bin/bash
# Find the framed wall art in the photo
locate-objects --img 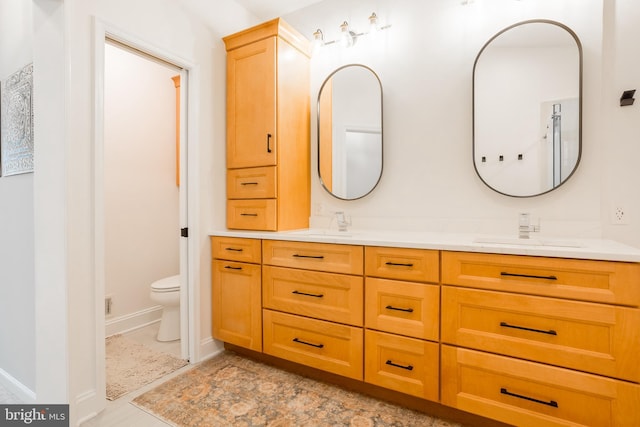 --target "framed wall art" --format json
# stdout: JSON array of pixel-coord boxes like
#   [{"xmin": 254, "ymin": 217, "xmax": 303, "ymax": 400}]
[{"xmin": 1, "ymin": 63, "xmax": 34, "ymax": 177}]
